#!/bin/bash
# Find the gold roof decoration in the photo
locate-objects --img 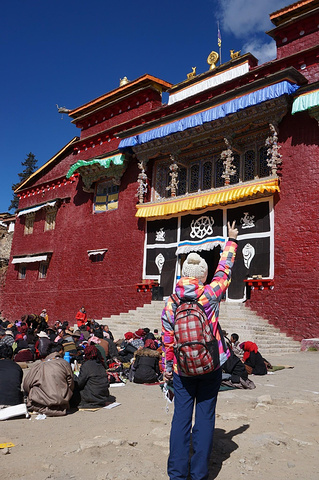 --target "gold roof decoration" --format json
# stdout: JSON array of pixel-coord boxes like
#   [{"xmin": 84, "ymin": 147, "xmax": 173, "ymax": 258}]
[
  {"xmin": 207, "ymin": 51, "xmax": 219, "ymax": 70},
  {"xmin": 119, "ymin": 76, "xmax": 130, "ymax": 86},
  {"xmin": 187, "ymin": 67, "xmax": 197, "ymax": 80},
  {"xmin": 230, "ymin": 49, "xmax": 241, "ymax": 60}
]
